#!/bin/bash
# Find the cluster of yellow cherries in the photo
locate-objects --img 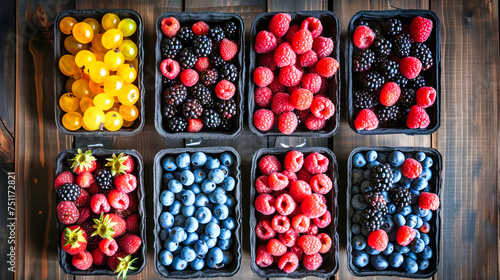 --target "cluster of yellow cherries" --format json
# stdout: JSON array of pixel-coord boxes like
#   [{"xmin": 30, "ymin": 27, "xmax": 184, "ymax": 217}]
[{"xmin": 58, "ymin": 13, "xmax": 140, "ymax": 131}]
